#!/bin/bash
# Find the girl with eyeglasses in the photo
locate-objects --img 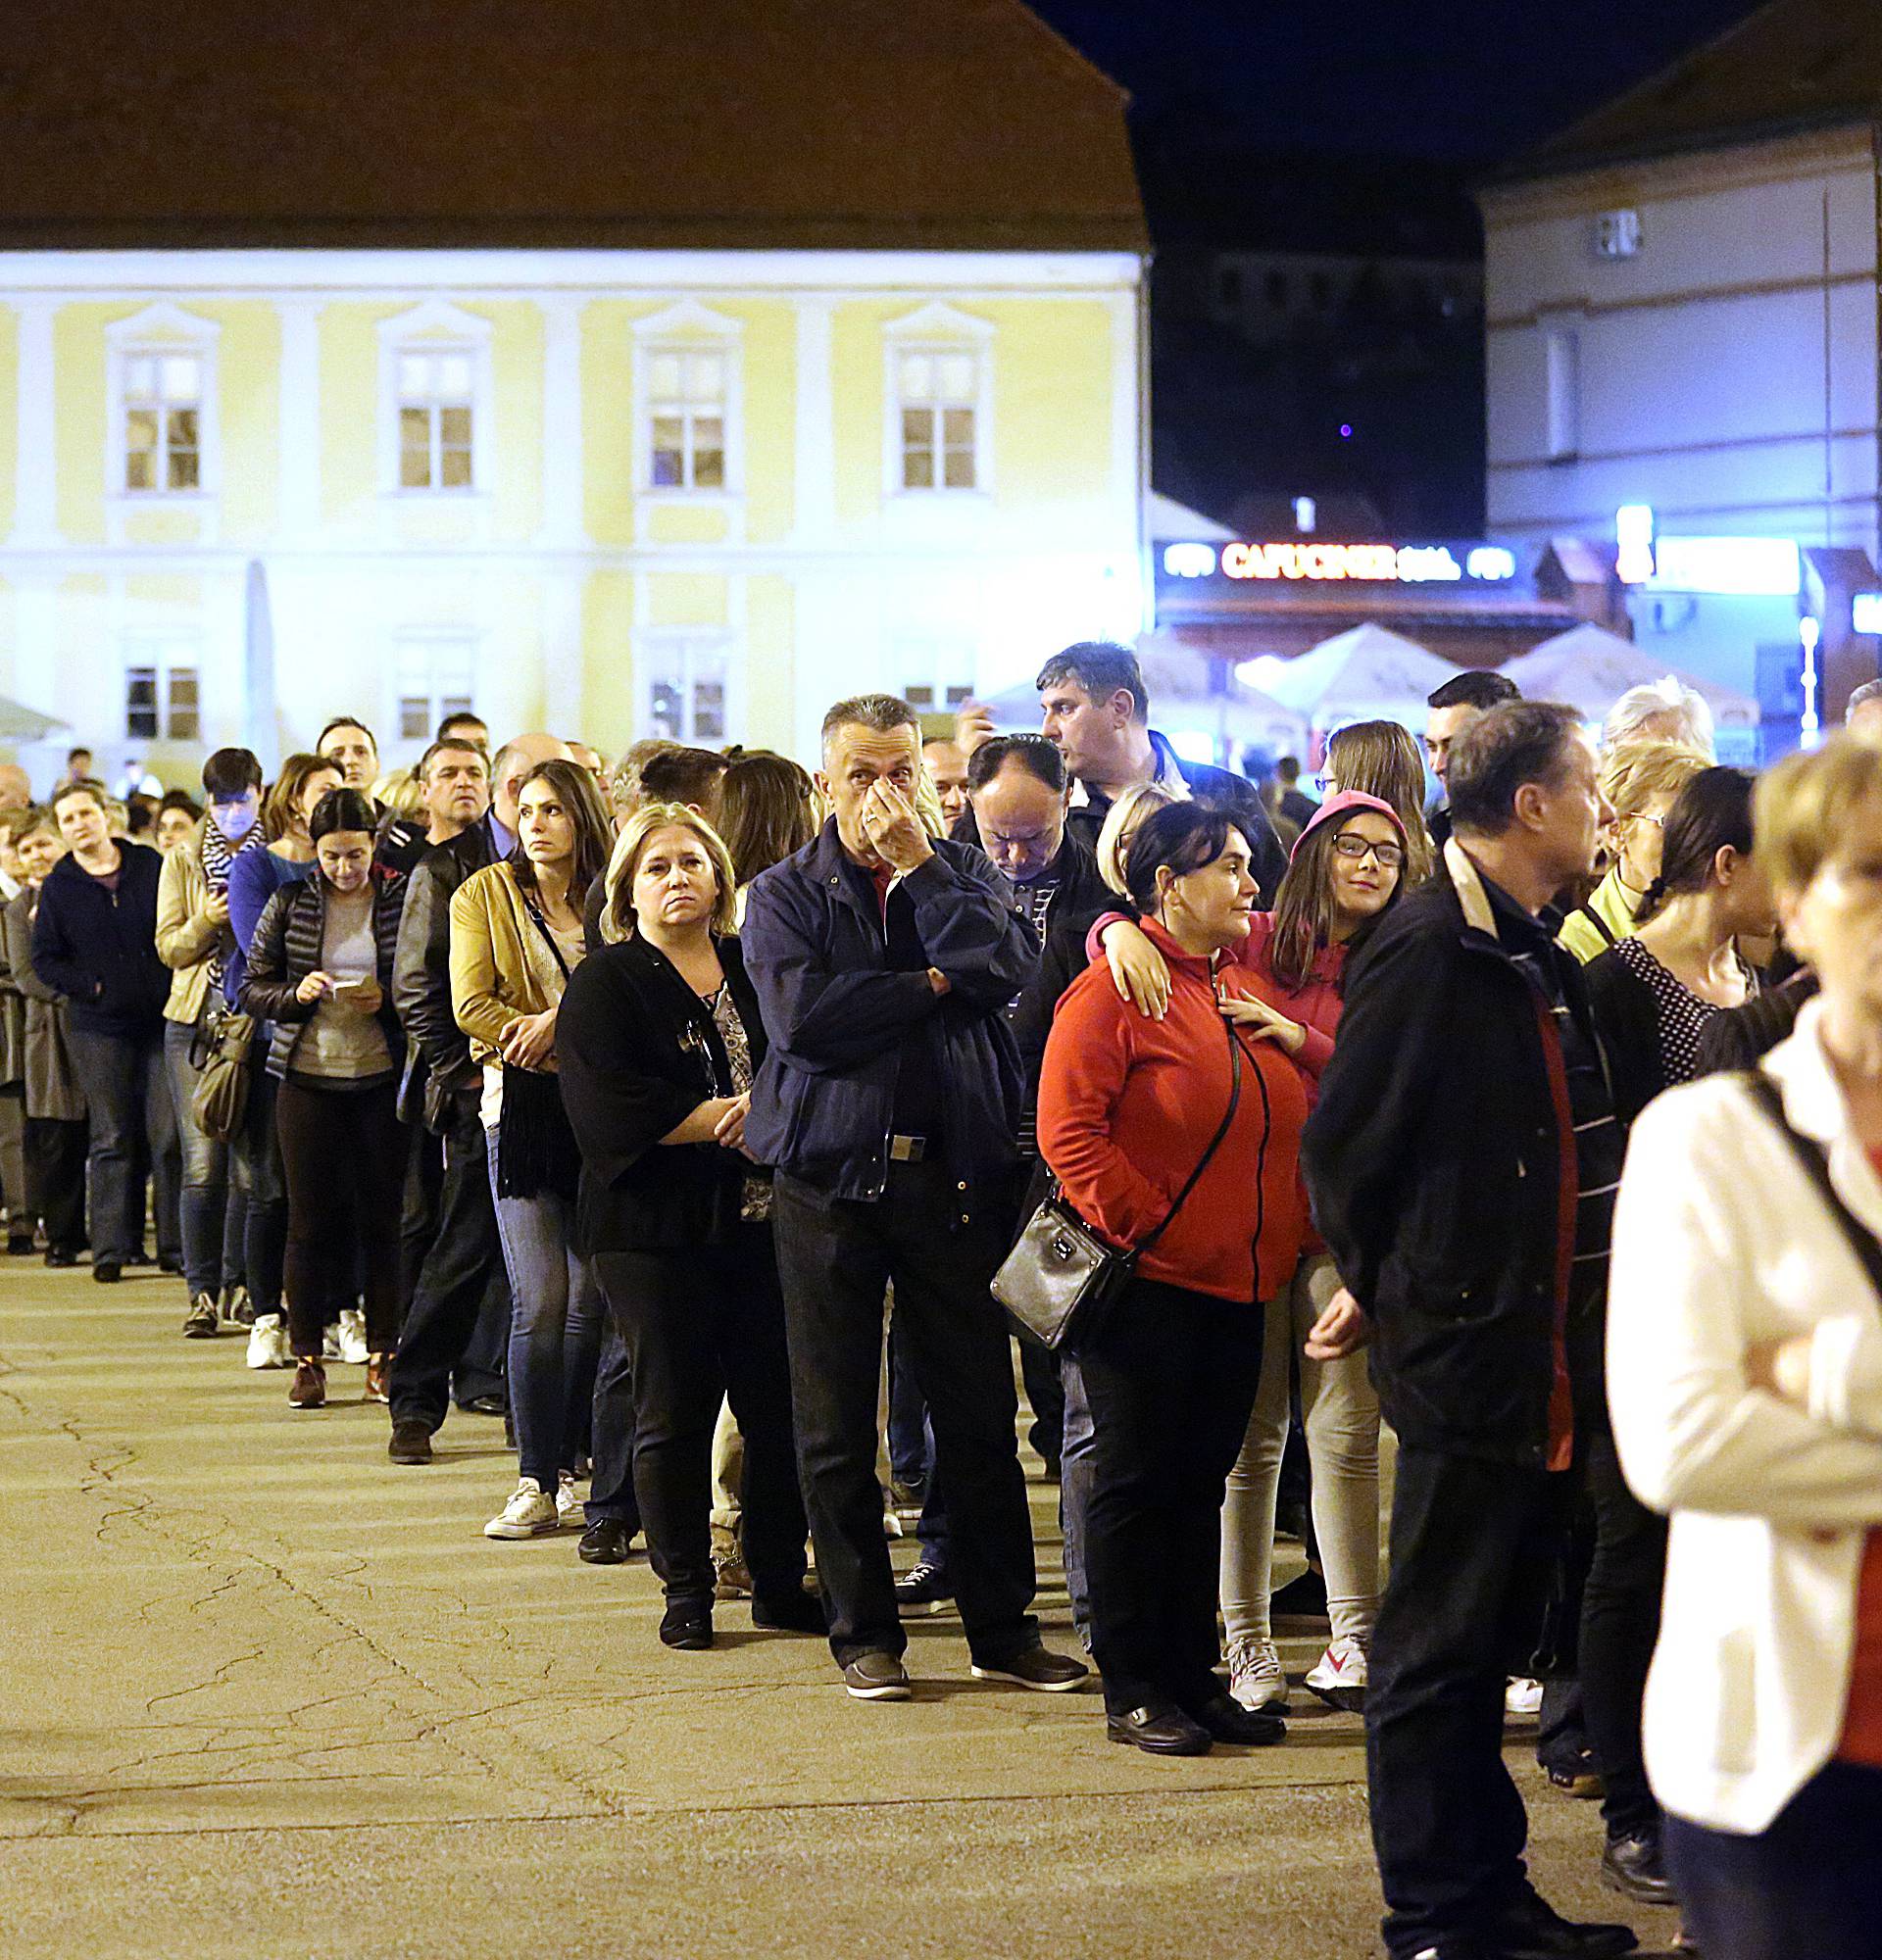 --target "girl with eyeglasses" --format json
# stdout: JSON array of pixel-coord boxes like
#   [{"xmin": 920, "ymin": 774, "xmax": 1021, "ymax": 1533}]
[{"xmin": 1089, "ymin": 790, "xmax": 1408, "ymax": 1718}]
